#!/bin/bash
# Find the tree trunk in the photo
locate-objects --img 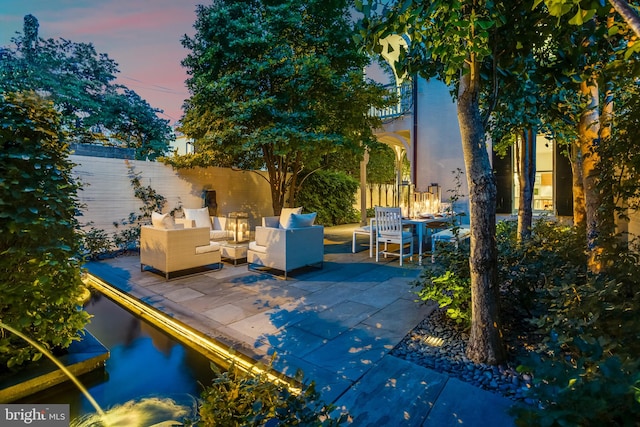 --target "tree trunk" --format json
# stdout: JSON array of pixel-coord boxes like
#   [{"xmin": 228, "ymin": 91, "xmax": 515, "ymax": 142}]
[
  {"xmin": 570, "ymin": 140, "xmax": 586, "ymax": 228},
  {"xmin": 517, "ymin": 129, "xmax": 536, "ymax": 241},
  {"xmin": 263, "ymin": 147, "xmax": 286, "ymax": 216},
  {"xmin": 578, "ymin": 80, "xmax": 604, "ymax": 272},
  {"xmin": 360, "ymin": 150, "xmax": 368, "ymax": 225},
  {"xmin": 286, "ymin": 151, "xmax": 303, "ymax": 208},
  {"xmin": 457, "ymin": 64, "xmax": 506, "ymax": 365},
  {"xmin": 608, "ymin": 0, "xmax": 640, "ymax": 39},
  {"xmin": 599, "ymin": 80, "xmax": 615, "ymax": 238}
]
